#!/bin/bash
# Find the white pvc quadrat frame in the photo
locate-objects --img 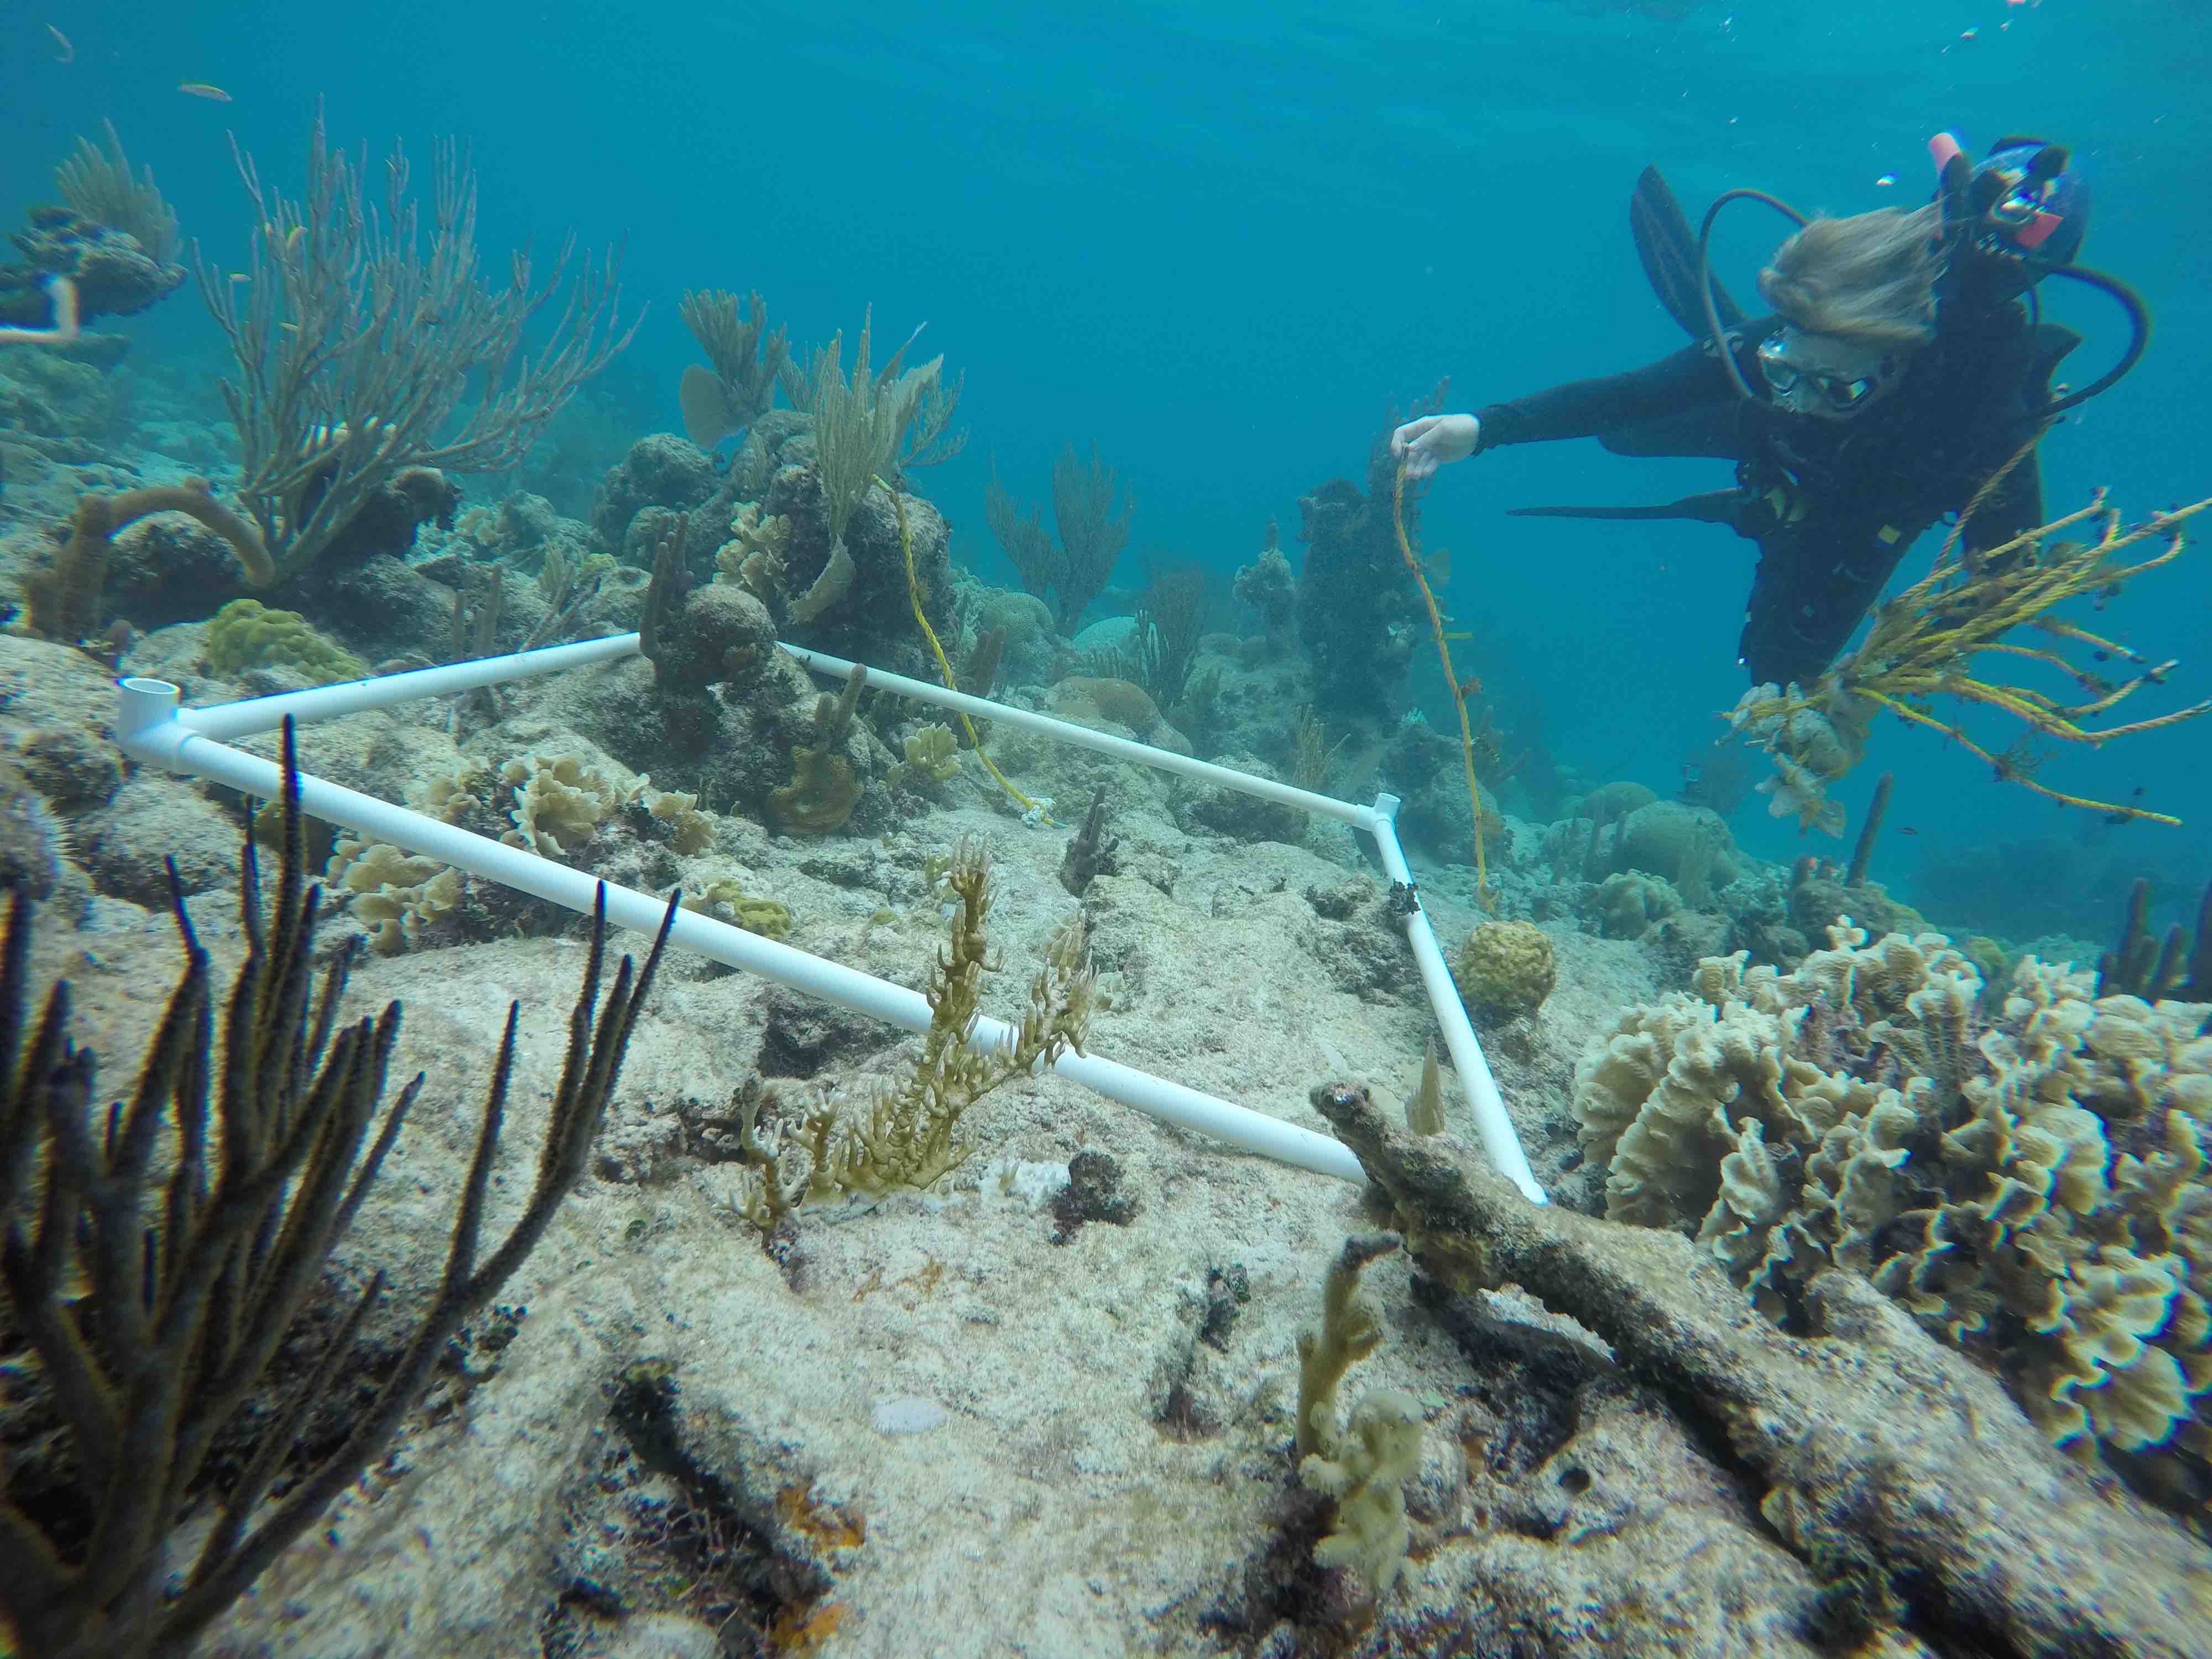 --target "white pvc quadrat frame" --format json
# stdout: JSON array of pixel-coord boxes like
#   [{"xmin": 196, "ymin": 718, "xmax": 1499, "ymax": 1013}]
[{"xmin": 112, "ymin": 632, "xmax": 1547, "ymax": 1205}]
